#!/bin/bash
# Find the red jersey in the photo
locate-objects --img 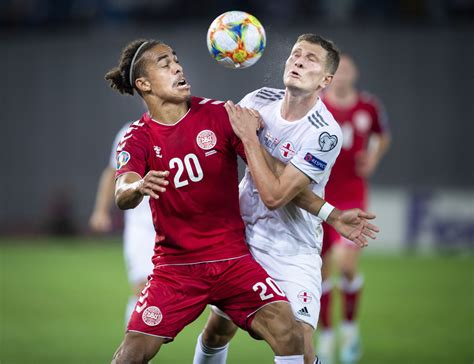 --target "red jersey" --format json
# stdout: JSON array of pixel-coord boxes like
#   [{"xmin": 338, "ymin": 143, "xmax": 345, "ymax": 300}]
[
  {"xmin": 322, "ymin": 92, "xmax": 389, "ymax": 204},
  {"xmin": 115, "ymin": 96, "xmax": 249, "ymax": 266}
]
